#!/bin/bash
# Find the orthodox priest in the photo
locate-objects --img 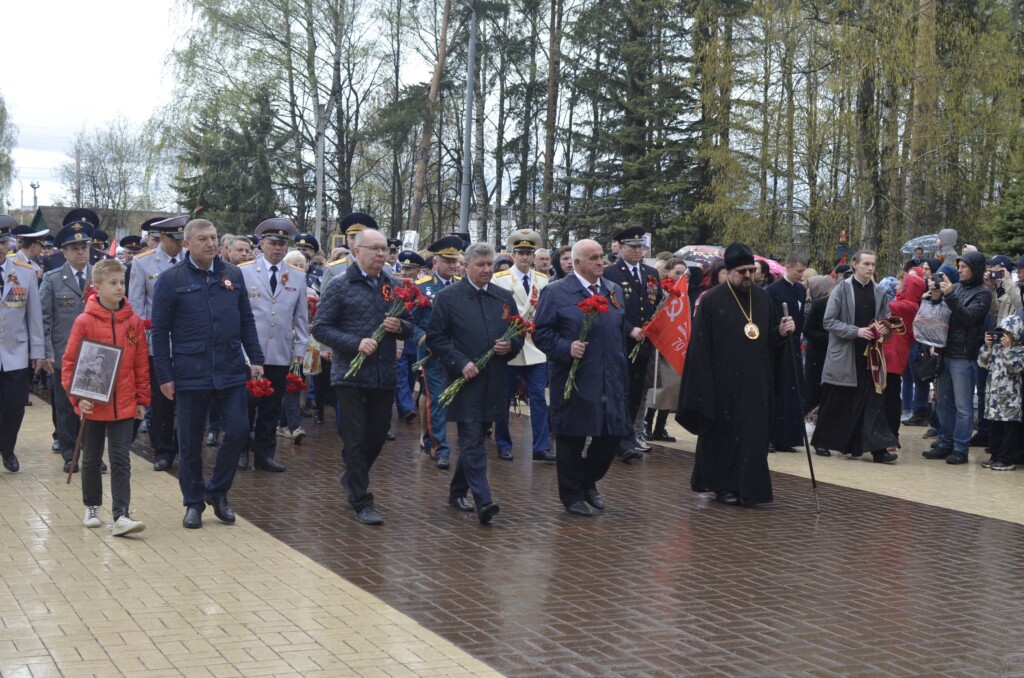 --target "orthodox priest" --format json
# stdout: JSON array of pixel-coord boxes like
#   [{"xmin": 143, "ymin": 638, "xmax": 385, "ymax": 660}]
[{"xmin": 676, "ymin": 242, "xmax": 796, "ymax": 507}]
